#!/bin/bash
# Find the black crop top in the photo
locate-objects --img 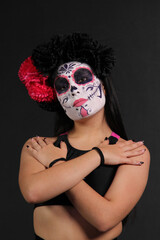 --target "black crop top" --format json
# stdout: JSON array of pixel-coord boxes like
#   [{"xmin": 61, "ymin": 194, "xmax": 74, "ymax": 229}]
[{"xmin": 34, "ymin": 132, "xmax": 120, "ymax": 208}]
